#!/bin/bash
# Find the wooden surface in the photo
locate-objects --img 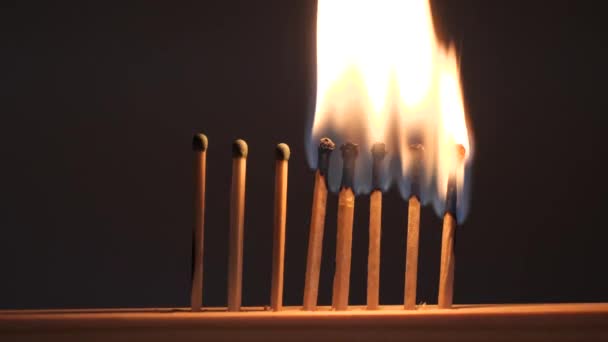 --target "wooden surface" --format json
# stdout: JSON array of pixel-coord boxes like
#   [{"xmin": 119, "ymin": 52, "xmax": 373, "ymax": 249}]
[
  {"xmin": 303, "ymin": 171, "xmax": 328, "ymax": 310},
  {"xmin": 270, "ymin": 158, "xmax": 288, "ymax": 311},
  {"xmin": 332, "ymin": 188, "xmax": 355, "ymax": 310},
  {"xmin": 190, "ymin": 149, "xmax": 206, "ymax": 312},
  {"xmin": 404, "ymin": 196, "xmax": 420, "ymax": 310},
  {"xmin": 367, "ymin": 190, "xmax": 382, "ymax": 309},
  {"xmin": 228, "ymin": 156, "xmax": 247, "ymax": 311},
  {"xmin": 2, "ymin": 304, "xmax": 607, "ymax": 342},
  {"xmin": 439, "ymin": 212, "xmax": 456, "ymax": 308}
]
